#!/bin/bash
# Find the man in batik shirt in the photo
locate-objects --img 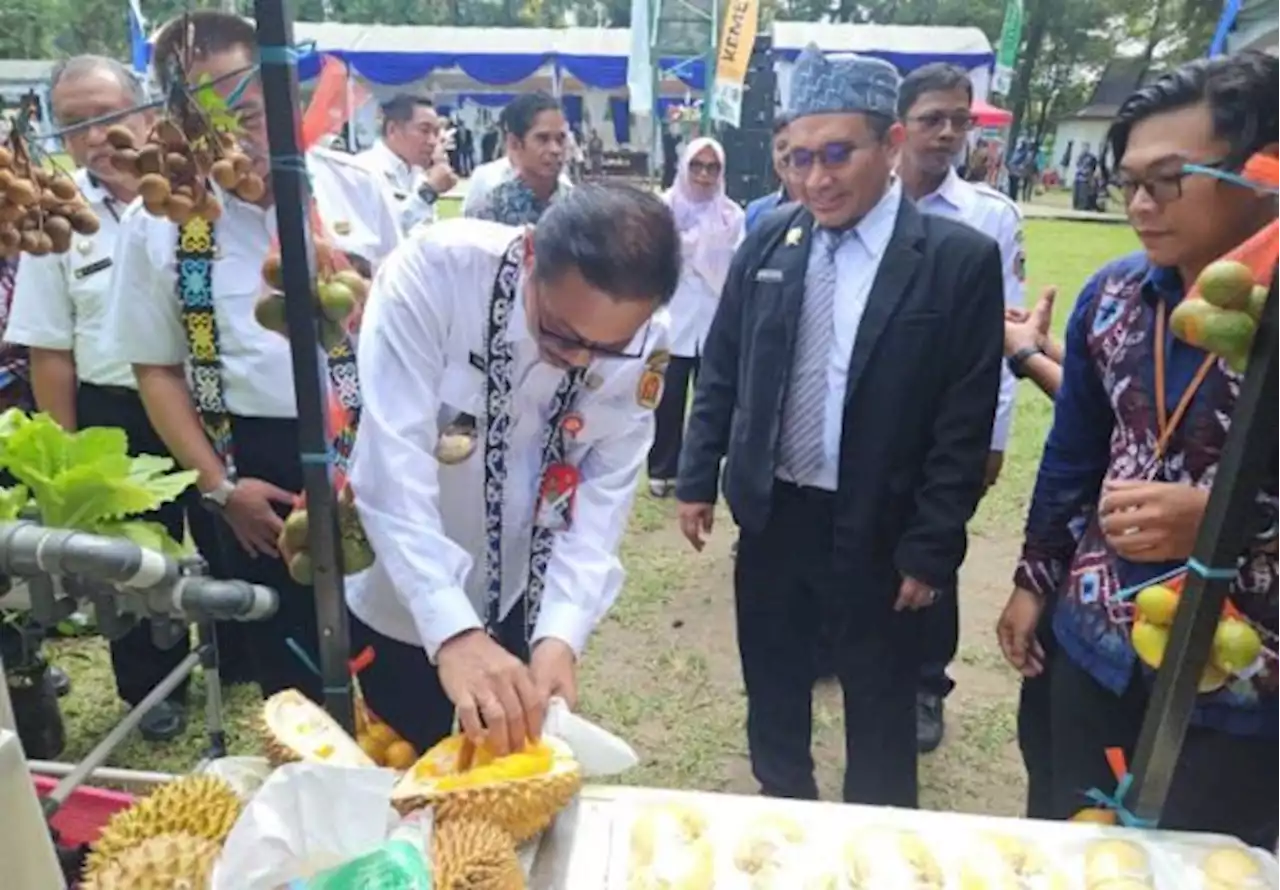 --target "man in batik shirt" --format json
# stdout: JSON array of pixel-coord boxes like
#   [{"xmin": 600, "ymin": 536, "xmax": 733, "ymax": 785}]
[
  {"xmin": 997, "ymin": 52, "xmax": 1278, "ymax": 846},
  {"xmin": 466, "ymin": 92, "xmax": 569, "ymax": 226}
]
